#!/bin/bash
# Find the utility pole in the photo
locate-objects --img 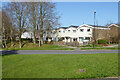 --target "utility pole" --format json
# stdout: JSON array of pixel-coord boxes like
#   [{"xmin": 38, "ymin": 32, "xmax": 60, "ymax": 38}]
[{"xmin": 93, "ymin": 11, "xmax": 96, "ymax": 48}]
